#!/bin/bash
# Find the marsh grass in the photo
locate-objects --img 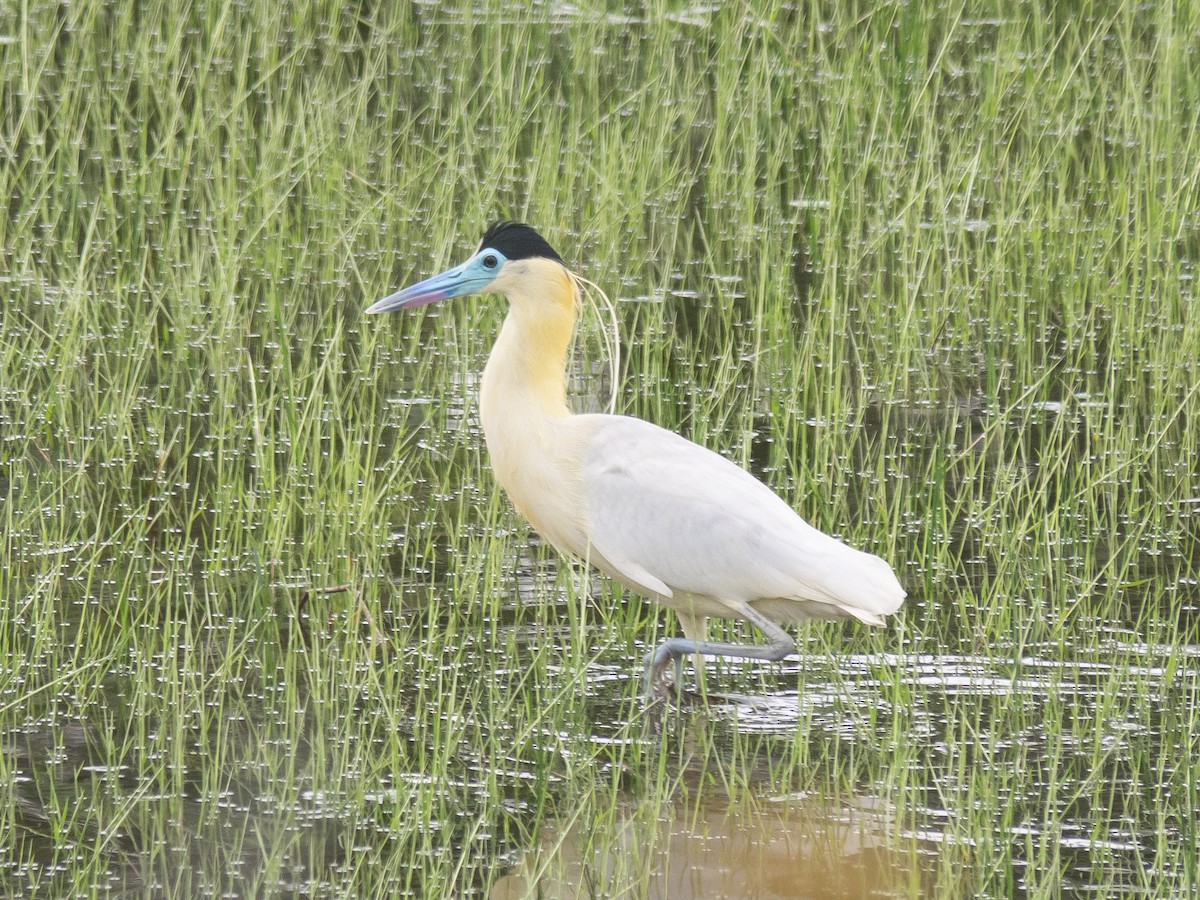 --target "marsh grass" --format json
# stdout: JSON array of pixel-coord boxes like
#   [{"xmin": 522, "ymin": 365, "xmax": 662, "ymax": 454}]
[{"xmin": 2, "ymin": 0, "xmax": 1199, "ymax": 896}]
